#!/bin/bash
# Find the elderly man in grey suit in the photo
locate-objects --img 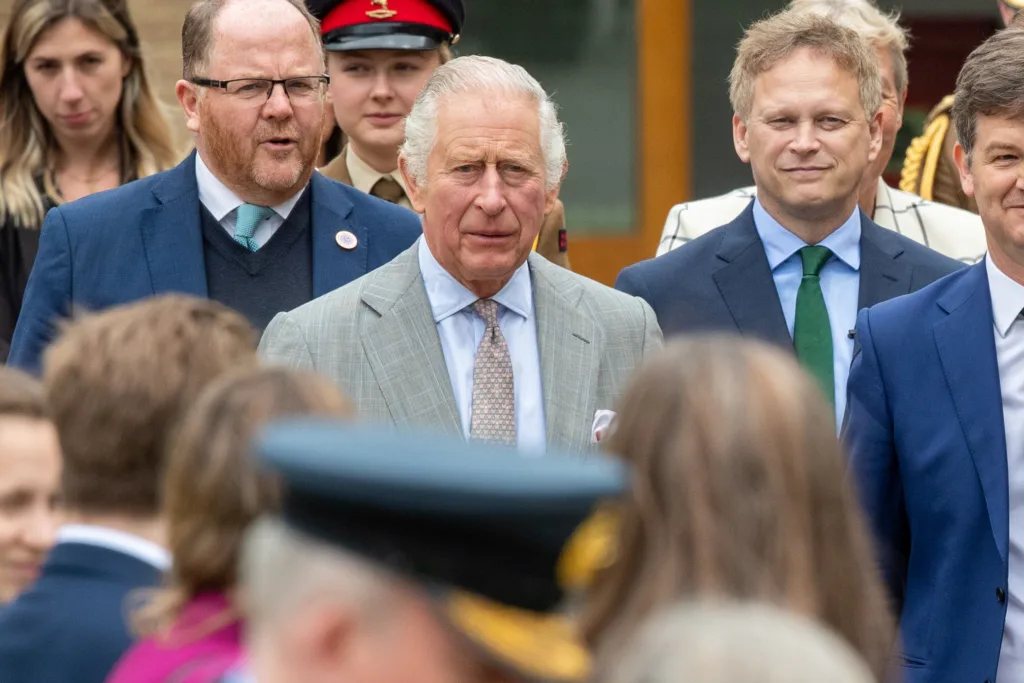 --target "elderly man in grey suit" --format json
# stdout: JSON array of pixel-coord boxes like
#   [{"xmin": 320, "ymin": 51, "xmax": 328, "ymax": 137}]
[{"xmin": 259, "ymin": 55, "xmax": 661, "ymax": 454}]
